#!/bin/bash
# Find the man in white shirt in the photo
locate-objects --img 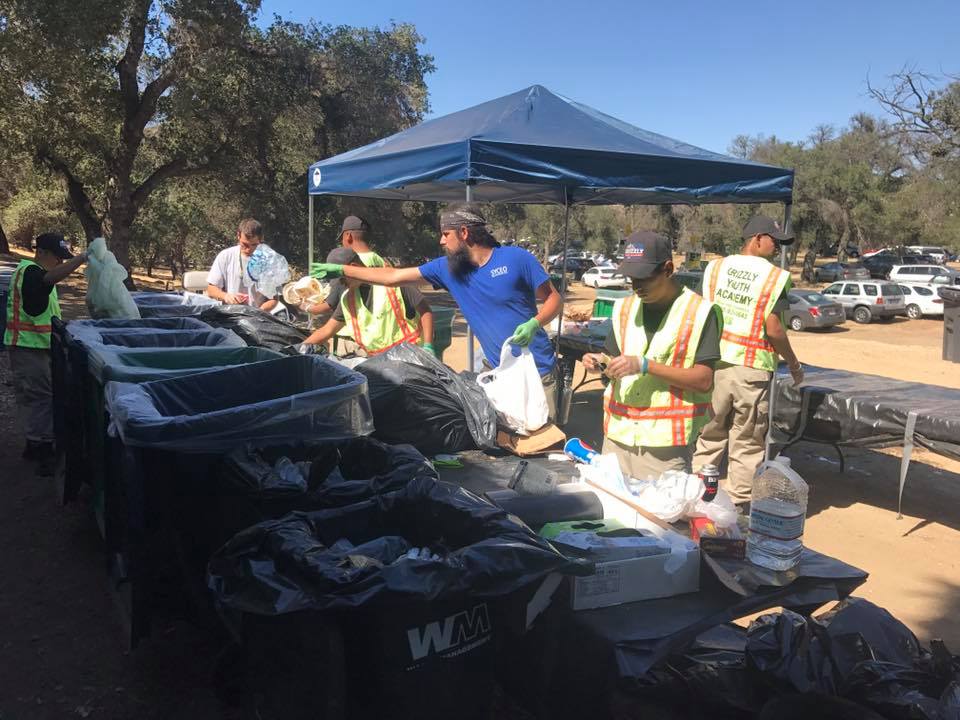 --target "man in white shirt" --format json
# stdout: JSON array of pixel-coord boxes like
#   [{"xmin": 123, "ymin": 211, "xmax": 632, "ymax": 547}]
[{"xmin": 206, "ymin": 218, "xmax": 279, "ymax": 311}]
